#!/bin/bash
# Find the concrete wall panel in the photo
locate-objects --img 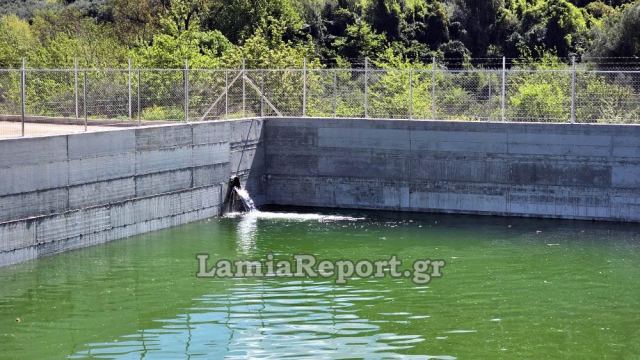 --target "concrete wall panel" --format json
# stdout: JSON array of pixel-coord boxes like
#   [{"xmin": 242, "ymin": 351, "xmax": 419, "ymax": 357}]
[
  {"xmin": 135, "ymin": 125, "xmax": 192, "ymax": 151},
  {"xmin": 611, "ymin": 165, "xmax": 640, "ymax": 188},
  {"xmin": 0, "ymin": 135, "xmax": 67, "ymax": 167},
  {"xmin": 136, "ymin": 147, "xmax": 192, "ymax": 175},
  {"xmin": 192, "ymin": 143, "xmax": 229, "ymax": 167},
  {"xmin": 0, "ymin": 221, "xmax": 36, "ymax": 252},
  {"xmin": 69, "ymin": 153, "xmax": 134, "ymax": 185},
  {"xmin": 319, "ymin": 151, "xmax": 410, "ymax": 179},
  {"xmin": 192, "ymin": 122, "xmax": 230, "ymax": 145},
  {"xmin": 193, "ymin": 163, "xmax": 230, "ymax": 187},
  {"xmin": 0, "ymin": 188, "xmax": 68, "ymax": 222},
  {"xmin": 69, "ymin": 178, "xmax": 135, "ymax": 209},
  {"xmin": 68, "ymin": 130, "xmax": 135, "ymax": 159},
  {"xmin": 411, "ymin": 130, "xmax": 507, "ymax": 154},
  {"xmin": 318, "ymin": 128, "xmax": 410, "ymax": 150},
  {"xmin": 0, "ymin": 161, "xmax": 69, "ymax": 195},
  {"xmin": 135, "ymin": 170, "xmax": 192, "ymax": 197},
  {"xmin": 510, "ymin": 162, "xmax": 611, "ymax": 187},
  {"xmin": 411, "ymin": 158, "xmax": 508, "ymax": 183},
  {"xmin": 229, "ymin": 118, "xmax": 263, "ymax": 144}
]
